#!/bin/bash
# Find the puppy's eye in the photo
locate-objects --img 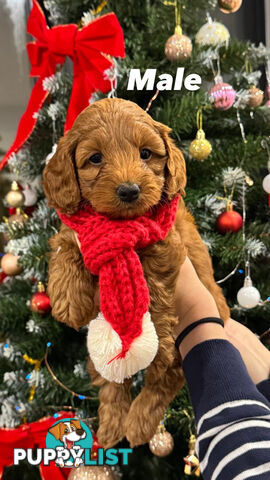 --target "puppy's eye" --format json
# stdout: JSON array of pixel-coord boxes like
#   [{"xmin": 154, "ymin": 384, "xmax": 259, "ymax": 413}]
[
  {"xmin": 89, "ymin": 153, "xmax": 102, "ymax": 165},
  {"xmin": 140, "ymin": 148, "xmax": 152, "ymax": 161},
  {"xmin": 64, "ymin": 428, "xmax": 68, "ymax": 434}
]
